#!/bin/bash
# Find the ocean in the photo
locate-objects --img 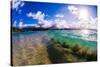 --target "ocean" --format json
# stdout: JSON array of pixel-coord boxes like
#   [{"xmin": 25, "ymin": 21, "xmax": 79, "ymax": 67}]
[{"xmin": 12, "ymin": 30, "xmax": 97, "ymax": 49}]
